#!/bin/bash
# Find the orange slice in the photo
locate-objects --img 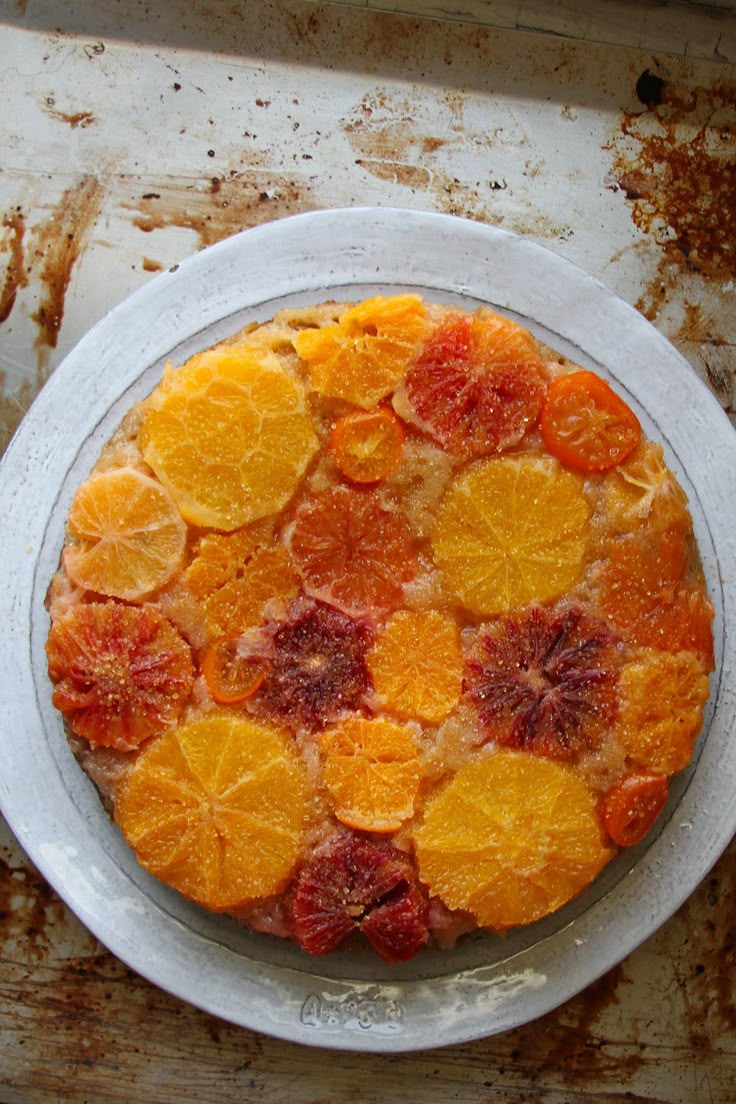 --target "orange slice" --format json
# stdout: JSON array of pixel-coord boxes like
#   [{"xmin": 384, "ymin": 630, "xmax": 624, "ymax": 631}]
[
  {"xmin": 293, "ymin": 294, "xmax": 428, "ymax": 408},
  {"xmin": 413, "ymin": 749, "xmax": 612, "ymax": 930},
  {"xmin": 138, "ymin": 347, "xmax": 318, "ymax": 530},
  {"xmin": 329, "ymin": 408, "xmax": 404, "ymax": 484},
  {"xmin": 320, "ymin": 716, "xmax": 422, "ymax": 833},
  {"xmin": 615, "ymin": 648, "xmax": 710, "ymax": 773},
  {"xmin": 184, "ymin": 524, "xmax": 300, "ymax": 638},
  {"xmin": 597, "ymin": 529, "xmax": 715, "ymax": 669},
  {"xmin": 115, "ymin": 713, "xmax": 309, "ymax": 910},
  {"xmin": 367, "ymin": 610, "xmax": 463, "ymax": 723},
  {"xmin": 601, "ymin": 441, "xmax": 691, "ymax": 535},
  {"xmin": 432, "ymin": 455, "xmax": 590, "ymax": 616},
  {"xmin": 63, "ymin": 467, "xmax": 186, "ymax": 600}
]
